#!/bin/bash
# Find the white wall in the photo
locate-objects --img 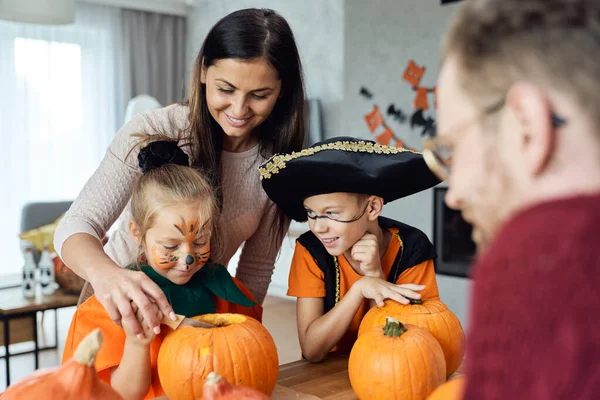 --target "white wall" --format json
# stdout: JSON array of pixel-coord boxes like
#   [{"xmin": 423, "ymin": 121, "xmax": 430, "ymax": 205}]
[{"xmin": 186, "ymin": 0, "xmax": 345, "ymax": 136}]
